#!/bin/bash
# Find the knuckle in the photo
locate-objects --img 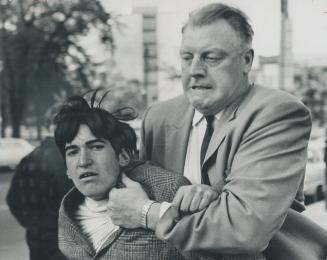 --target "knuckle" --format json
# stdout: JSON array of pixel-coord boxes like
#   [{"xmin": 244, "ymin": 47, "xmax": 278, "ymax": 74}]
[
  {"xmin": 209, "ymin": 190, "xmax": 218, "ymax": 198},
  {"xmin": 203, "ymin": 193, "xmax": 211, "ymax": 200},
  {"xmin": 190, "ymin": 202, "xmax": 197, "ymax": 211},
  {"xmin": 181, "ymin": 205, "xmax": 188, "ymax": 212},
  {"xmin": 177, "ymin": 188, "xmax": 186, "ymax": 196},
  {"xmin": 197, "ymin": 189, "xmax": 205, "ymax": 196},
  {"xmin": 192, "ymin": 185, "xmax": 200, "ymax": 192},
  {"xmin": 179, "ymin": 186, "xmax": 187, "ymax": 193}
]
